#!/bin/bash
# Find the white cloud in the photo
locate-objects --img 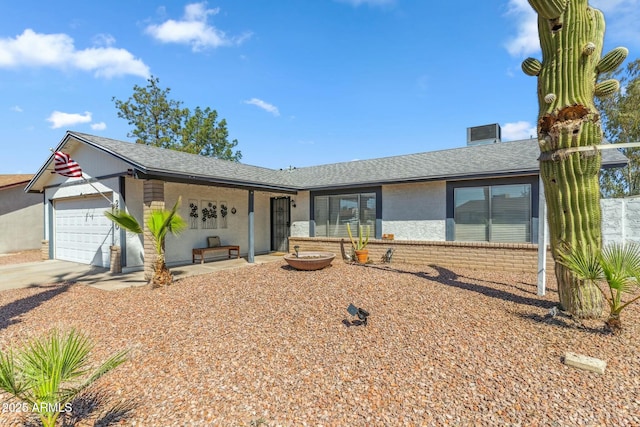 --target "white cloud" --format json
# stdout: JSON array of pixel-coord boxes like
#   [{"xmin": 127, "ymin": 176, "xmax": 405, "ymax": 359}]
[
  {"xmin": 502, "ymin": 121, "xmax": 537, "ymax": 141},
  {"xmin": 504, "ymin": 0, "xmax": 539, "ymax": 58},
  {"xmin": 335, "ymin": 0, "xmax": 395, "ymax": 6},
  {"xmin": 11, "ymin": 105, "xmax": 23, "ymax": 112},
  {"xmin": 0, "ymin": 29, "xmax": 150, "ymax": 78},
  {"xmin": 504, "ymin": 0, "xmax": 640, "ymax": 58},
  {"xmin": 592, "ymin": 0, "xmax": 640, "ymax": 47},
  {"xmin": 91, "ymin": 122, "xmax": 107, "ymax": 130},
  {"xmin": 244, "ymin": 98, "xmax": 280, "ymax": 116},
  {"xmin": 46, "ymin": 111, "xmax": 92, "ymax": 129},
  {"xmin": 91, "ymin": 33, "xmax": 116, "ymax": 47},
  {"xmin": 145, "ymin": 2, "xmax": 252, "ymax": 51}
]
